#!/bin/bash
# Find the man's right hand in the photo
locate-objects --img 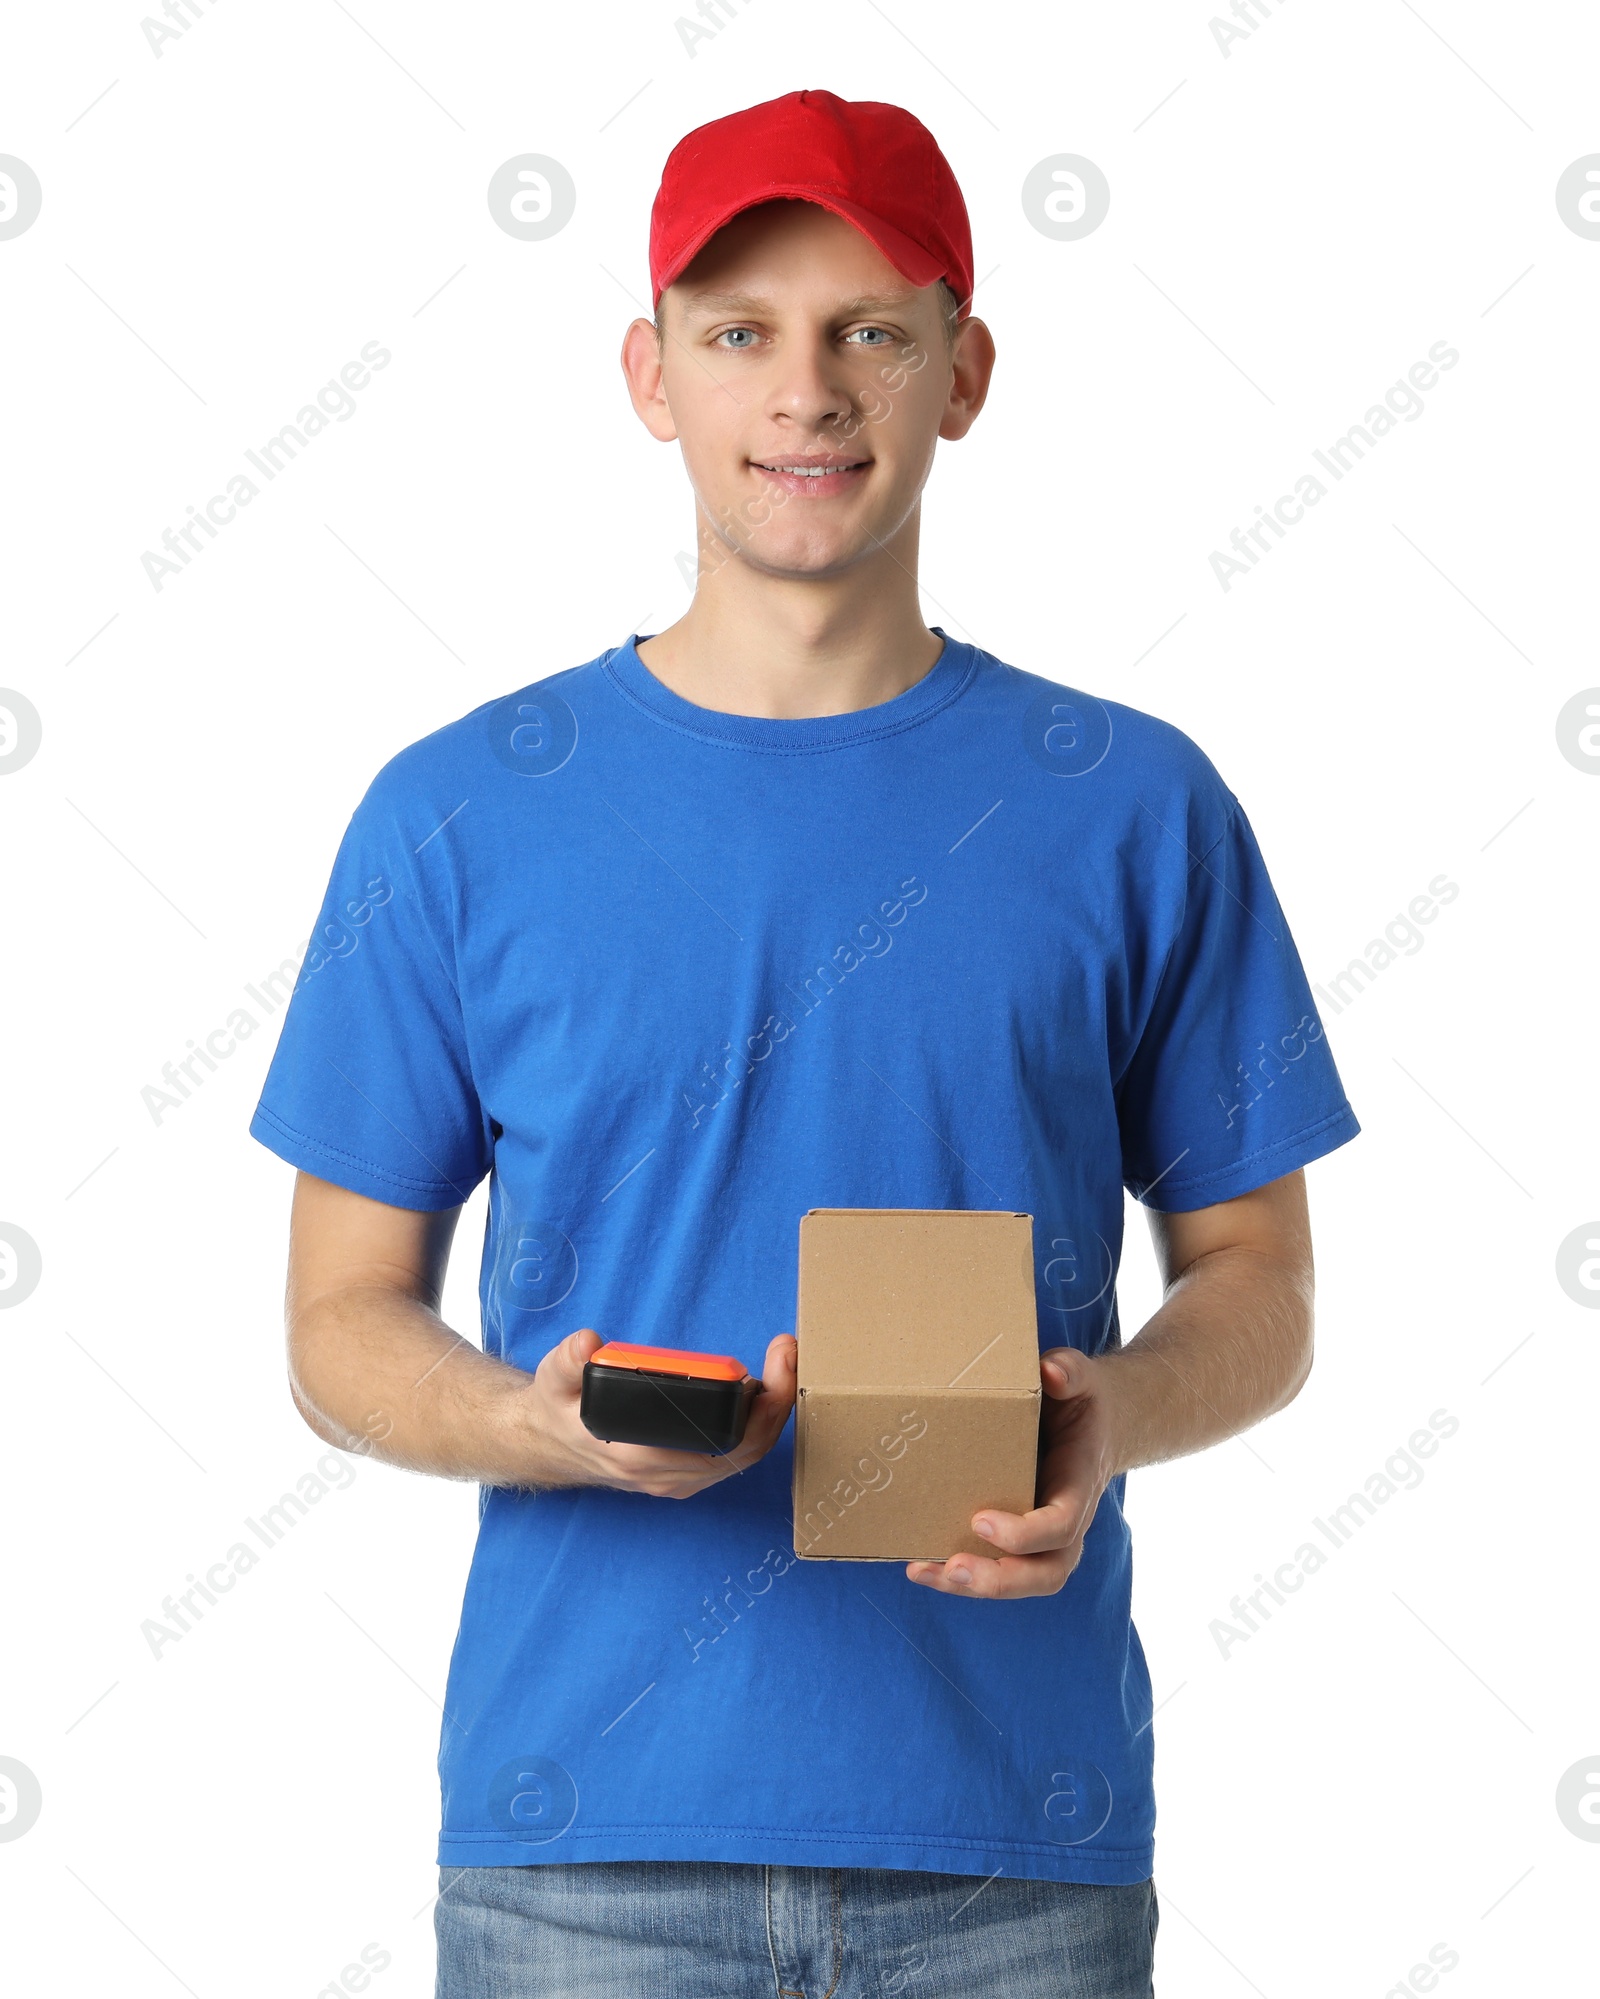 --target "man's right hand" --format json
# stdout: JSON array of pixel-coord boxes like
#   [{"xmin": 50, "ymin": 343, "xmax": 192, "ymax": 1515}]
[
  {"xmin": 284, "ymin": 1166, "xmax": 798, "ymax": 1492},
  {"xmin": 514, "ymin": 1327, "xmax": 798, "ymax": 1497}
]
